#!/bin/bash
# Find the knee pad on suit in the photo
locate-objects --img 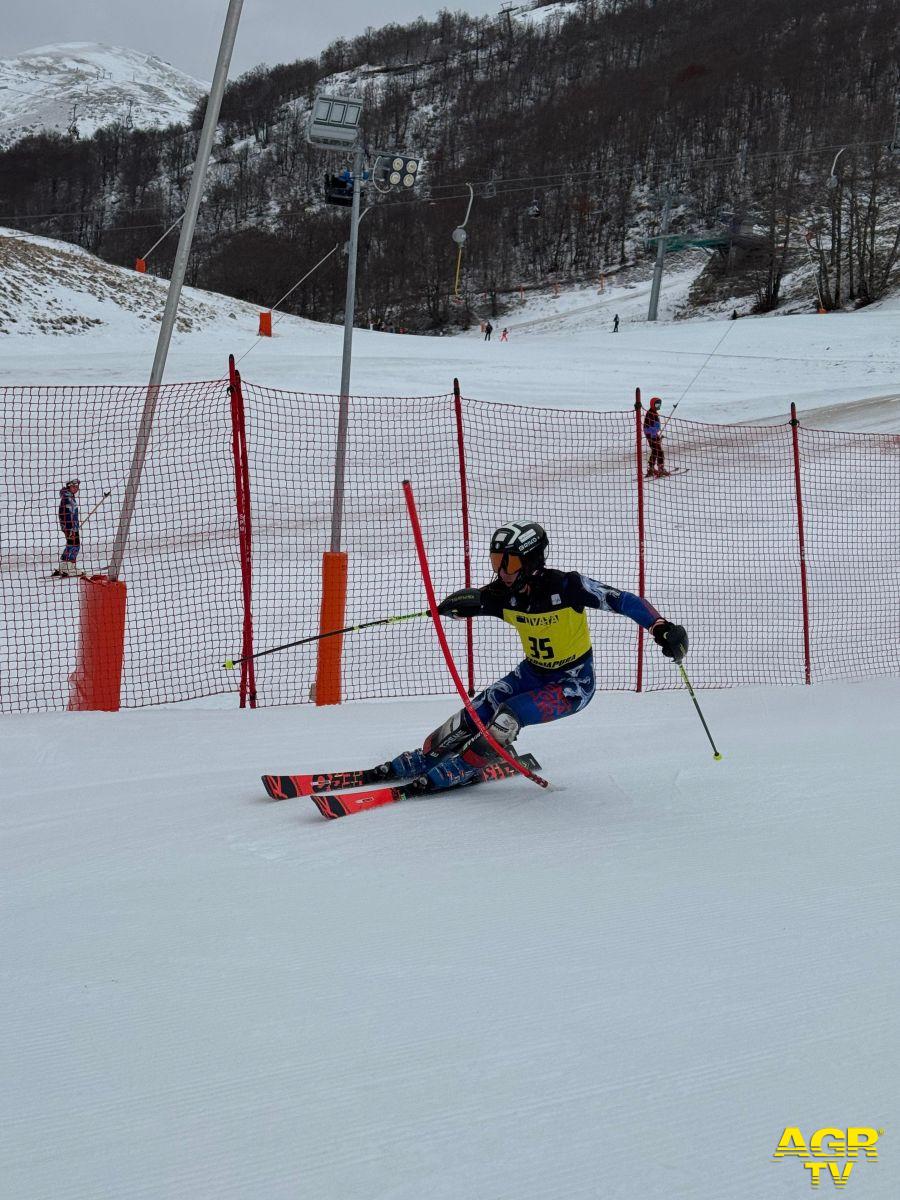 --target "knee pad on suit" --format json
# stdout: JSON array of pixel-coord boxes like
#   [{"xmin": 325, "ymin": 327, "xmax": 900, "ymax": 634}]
[
  {"xmin": 423, "ymin": 709, "xmax": 472, "ymax": 758},
  {"xmin": 461, "ymin": 705, "xmax": 520, "ymax": 768}
]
